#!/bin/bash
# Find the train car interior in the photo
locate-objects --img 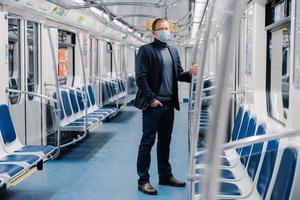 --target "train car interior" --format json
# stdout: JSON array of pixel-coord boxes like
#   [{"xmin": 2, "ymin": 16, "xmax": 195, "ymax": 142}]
[{"xmin": 0, "ymin": 0, "xmax": 299, "ymax": 200}]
